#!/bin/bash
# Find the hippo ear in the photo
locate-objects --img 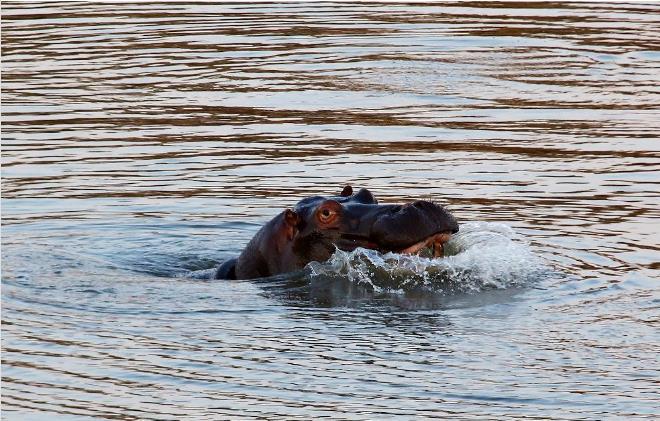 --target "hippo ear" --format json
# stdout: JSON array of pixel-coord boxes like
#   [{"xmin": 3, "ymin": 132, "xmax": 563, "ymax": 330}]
[
  {"xmin": 283, "ymin": 209, "xmax": 300, "ymax": 241},
  {"xmin": 340, "ymin": 185, "xmax": 353, "ymax": 197}
]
